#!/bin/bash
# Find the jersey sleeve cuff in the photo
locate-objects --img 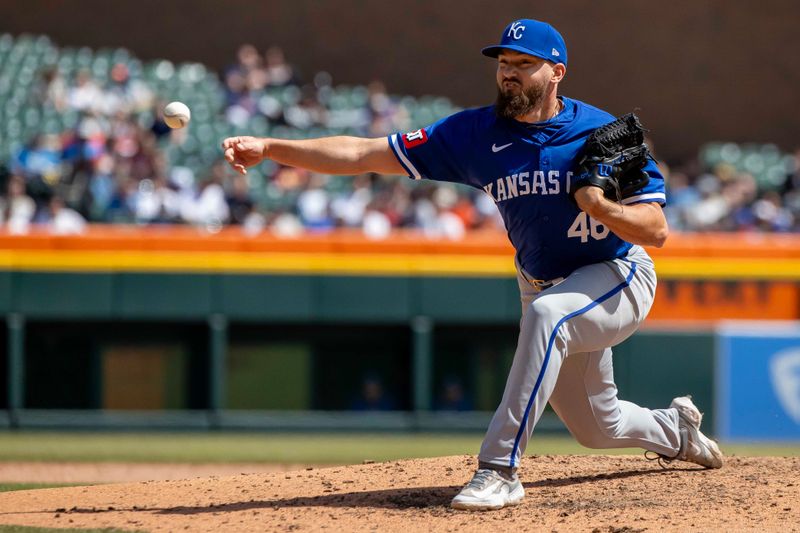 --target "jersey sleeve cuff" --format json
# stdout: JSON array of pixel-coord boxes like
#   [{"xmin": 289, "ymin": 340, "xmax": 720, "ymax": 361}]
[
  {"xmin": 620, "ymin": 192, "xmax": 666, "ymax": 206},
  {"xmin": 388, "ymin": 133, "xmax": 423, "ymax": 180}
]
